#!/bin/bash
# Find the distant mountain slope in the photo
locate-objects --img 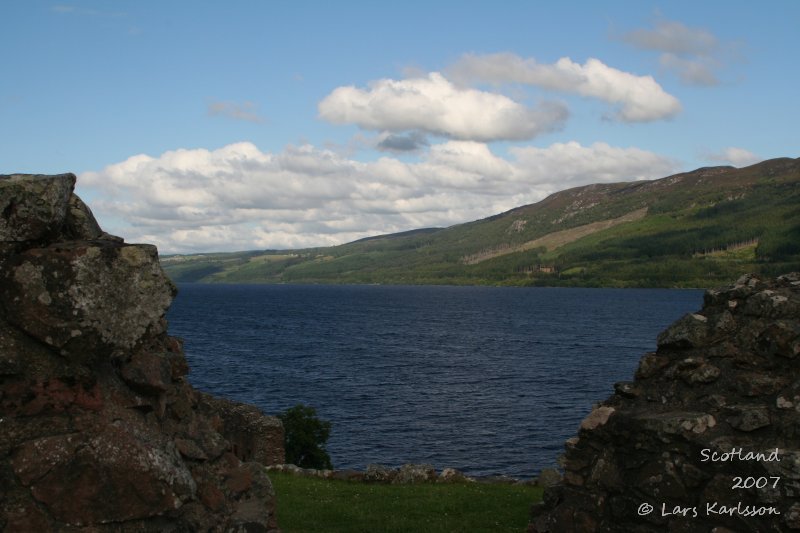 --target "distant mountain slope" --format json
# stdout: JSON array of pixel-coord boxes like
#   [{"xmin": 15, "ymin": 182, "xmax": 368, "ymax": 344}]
[{"xmin": 161, "ymin": 157, "xmax": 800, "ymax": 288}]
